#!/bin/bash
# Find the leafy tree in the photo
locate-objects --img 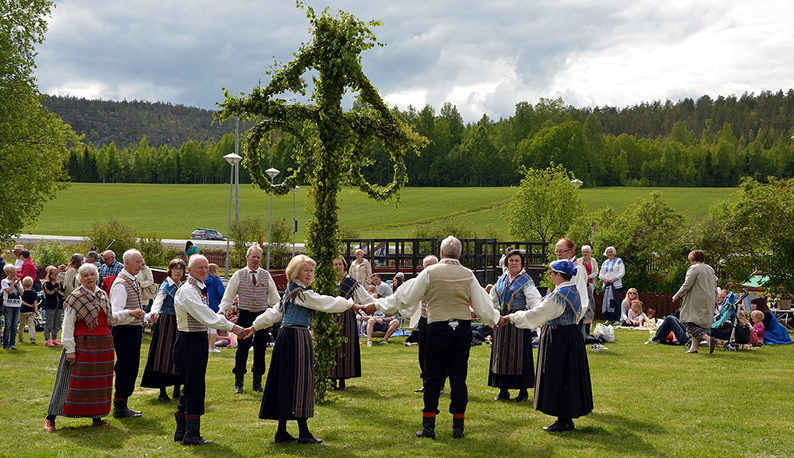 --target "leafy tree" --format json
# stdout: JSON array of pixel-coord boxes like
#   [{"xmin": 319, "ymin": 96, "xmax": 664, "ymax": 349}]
[
  {"xmin": 0, "ymin": 0, "xmax": 78, "ymax": 241},
  {"xmin": 217, "ymin": 4, "xmax": 427, "ymax": 401},
  {"xmin": 506, "ymin": 164, "xmax": 584, "ymax": 247}
]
